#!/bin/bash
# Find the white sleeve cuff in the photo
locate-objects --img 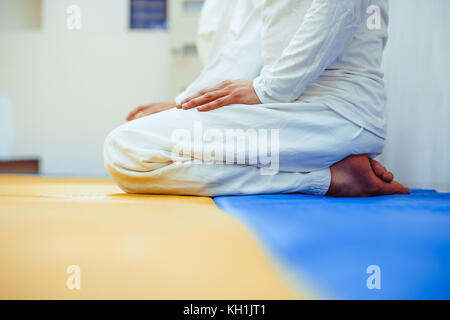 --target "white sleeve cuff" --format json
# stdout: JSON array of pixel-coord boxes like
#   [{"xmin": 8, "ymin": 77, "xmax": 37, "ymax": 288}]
[{"xmin": 253, "ymin": 77, "xmax": 281, "ymax": 104}]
